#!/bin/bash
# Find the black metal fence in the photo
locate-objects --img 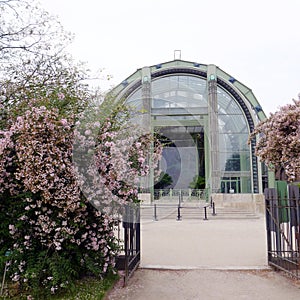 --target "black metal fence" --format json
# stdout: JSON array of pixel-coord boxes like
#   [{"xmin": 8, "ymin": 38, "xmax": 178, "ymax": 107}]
[
  {"xmin": 146, "ymin": 202, "xmax": 216, "ymax": 221},
  {"xmin": 153, "ymin": 188, "xmax": 207, "ymax": 200},
  {"xmin": 265, "ymin": 185, "xmax": 300, "ymax": 279},
  {"xmin": 115, "ymin": 204, "xmax": 140, "ymax": 286}
]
